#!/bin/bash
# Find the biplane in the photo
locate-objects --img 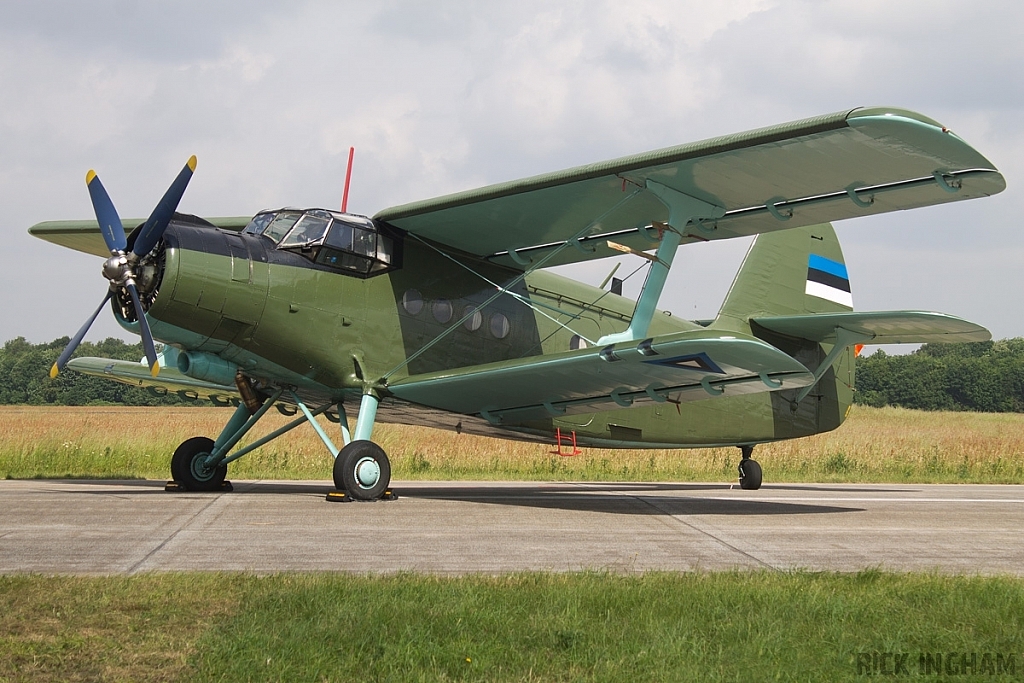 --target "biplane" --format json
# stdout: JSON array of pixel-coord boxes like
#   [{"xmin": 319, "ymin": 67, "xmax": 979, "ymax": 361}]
[{"xmin": 29, "ymin": 106, "xmax": 1004, "ymax": 498}]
